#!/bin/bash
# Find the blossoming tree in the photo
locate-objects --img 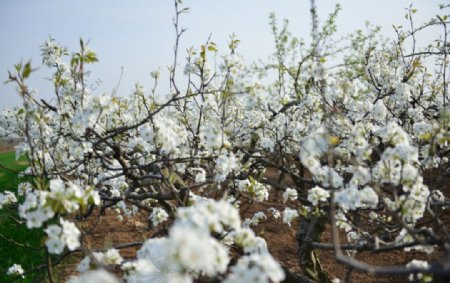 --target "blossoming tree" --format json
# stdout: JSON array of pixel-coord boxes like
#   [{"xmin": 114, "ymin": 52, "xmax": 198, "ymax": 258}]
[{"xmin": 1, "ymin": 1, "xmax": 449, "ymax": 282}]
